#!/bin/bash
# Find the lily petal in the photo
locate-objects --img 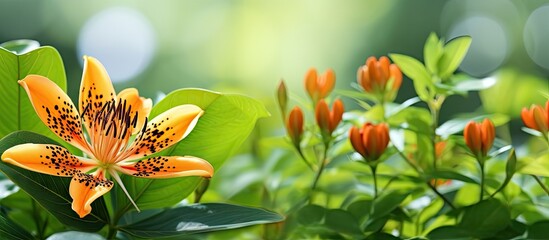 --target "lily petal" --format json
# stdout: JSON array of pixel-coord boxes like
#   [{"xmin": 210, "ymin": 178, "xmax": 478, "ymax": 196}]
[
  {"xmin": 117, "ymin": 156, "xmax": 214, "ymax": 179},
  {"xmin": 79, "ymin": 56, "xmax": 116, "ymax": 135},
  {"xmin": 18, "ymin": 75, "xmax": 91, "ymax": 153},
  {"xmin": 121, "ymin": 104, "xmax": 203, "ymax": 161},
  {"xmin": 70, "ymin": 171, "xmax": 113, "ymax": 218},
  {"xmin": 117, "ymin": 88, "xmax": 152, "ymax": 134},
  {"xmin": 1, "ymin": 144, "xmax": 96, "ymax": 176}
]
